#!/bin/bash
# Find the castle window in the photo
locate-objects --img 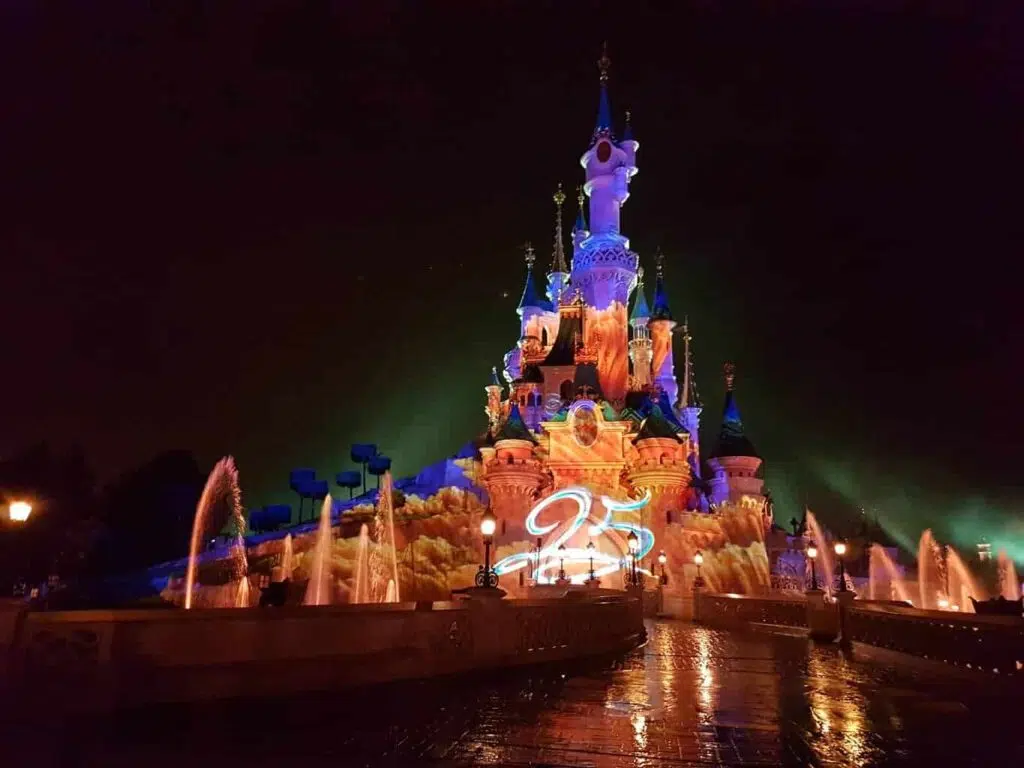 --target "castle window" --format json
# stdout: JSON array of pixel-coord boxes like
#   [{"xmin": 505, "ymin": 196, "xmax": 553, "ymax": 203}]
[
  {"xmin": 559, "ymin": 379, "xmax": 573, "ymax": 401},
  {"xmin": 541, "ymin": 328, "xmax": 548, "ymax": 346}
]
